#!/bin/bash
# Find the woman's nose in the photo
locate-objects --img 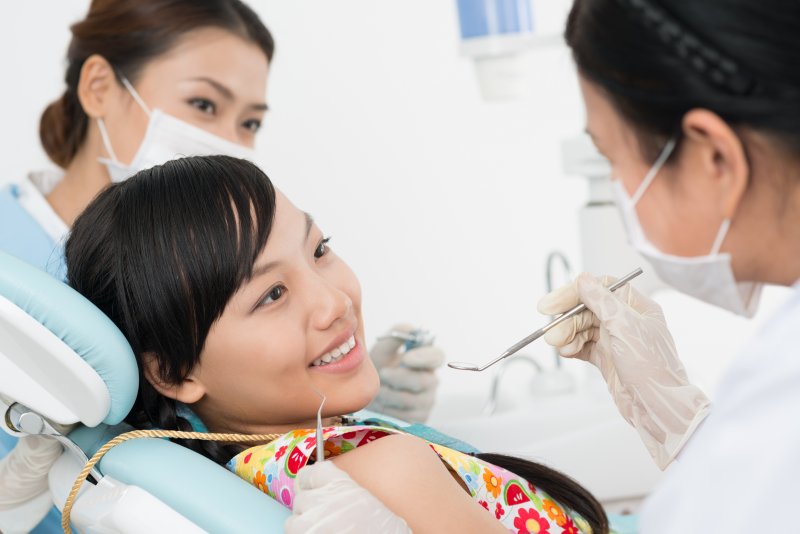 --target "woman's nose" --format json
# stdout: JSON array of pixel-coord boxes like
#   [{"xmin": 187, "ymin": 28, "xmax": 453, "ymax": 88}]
[{"xmin": 308, "ymin": 278, "xmax": 353, "ymax": 332}]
